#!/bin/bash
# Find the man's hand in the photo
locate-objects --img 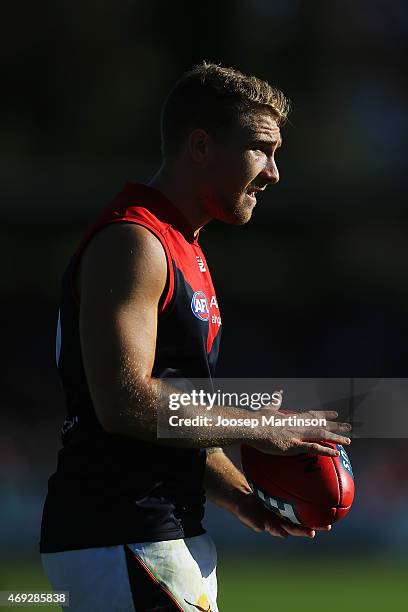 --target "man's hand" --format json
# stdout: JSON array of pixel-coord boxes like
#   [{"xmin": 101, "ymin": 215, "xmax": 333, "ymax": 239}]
[
  {"xmin": 205, "ymin": 449, "xmax": 332, "ymax": 538},
  {"xmin": 251, "ymin": 409, "xmax": 352, "ymax": 458},
  {"xmin": 232, "ymin": 490, "xmax": 331, "ymax": 539}
]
